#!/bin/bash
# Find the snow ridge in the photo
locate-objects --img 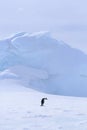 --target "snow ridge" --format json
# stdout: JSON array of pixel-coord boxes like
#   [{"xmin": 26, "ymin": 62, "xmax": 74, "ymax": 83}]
[{"xmin": 0, "ymin": 31, "xmax": 87, "ymax": 97}]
